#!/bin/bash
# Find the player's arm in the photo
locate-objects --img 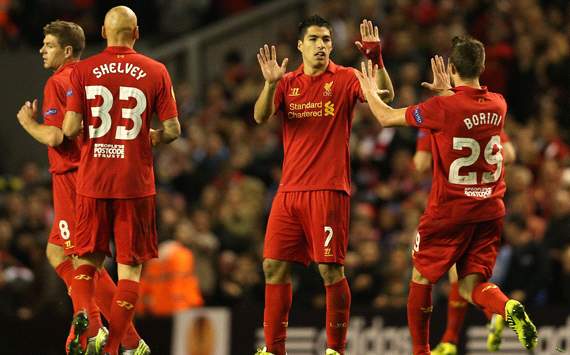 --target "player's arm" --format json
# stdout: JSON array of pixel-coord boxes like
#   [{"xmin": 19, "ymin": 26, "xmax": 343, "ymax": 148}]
[
  {"xmin": 253, "ymin": 44, "xmax": 288, "ymax": 124},
  {"xmin": 355, "ymin": 60, "xmax": 407, "ymax": 127},
  {"xmin": 503, "ymin": 141, "xmax": 516, "ymax": 164},
  {"xmin": 17, "ymin": 99, "xmax": 63, "ymax": 147},
  {"xmin": 62, "ymin": 111, "xmax": 83, "ymax": 138},
  {"xmin": 355, "ymin": 19, "xmax": 394, "ymax": 103},
  {"xmin": 150, "ymin": 117, "xmax": 181, "ymax": 146},
  {"xmin": 414, "ymin": 129, "xmax": 432, "ymax": 173},
  {"xmin": 413, "ymin": 151, "xmax": 432, "ymax": 173},
  {"xmin": 420, "ymin": 55, "xmax": 453, "ymax": 96}
]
